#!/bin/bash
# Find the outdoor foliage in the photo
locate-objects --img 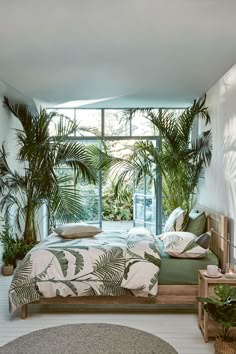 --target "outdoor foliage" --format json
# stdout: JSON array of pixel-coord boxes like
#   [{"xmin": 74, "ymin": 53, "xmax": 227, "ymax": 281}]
[{"xmin": 102, "ymin": 181, "xmax": 133, "ymax": 221}]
